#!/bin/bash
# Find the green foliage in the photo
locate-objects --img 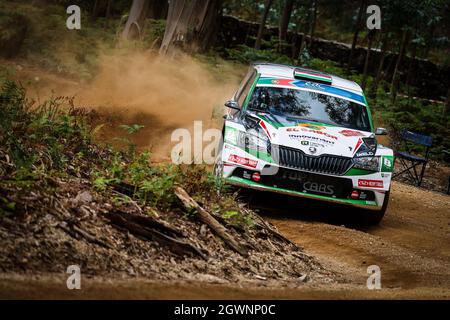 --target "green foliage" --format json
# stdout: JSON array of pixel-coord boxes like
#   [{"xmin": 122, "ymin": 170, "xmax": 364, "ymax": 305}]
[
  {"xmin": 0, "ymin": 81, "xmax": 91, "ymax": 172},
  {"xmin": 223, "ymin": 210, "xmax": 239, "ymax": 219},
  {"xmin": 142, "ymin": 19, "xmax": 166, "ymax": 45},
  {"xmin": 0, "ymin": 199, "xmax": 16, "ymax": 218},
  {"xmin": 225, "ymin": 44, "xmax": 294, "ymax": 65},
  {"xmin": 371, "ymin": 92, "xmax": 450, "ymax": 159},
  {"xmin": 0, "ymin": 86, "xmax": 246, "ymax": 214},
  {"xmin": 119, "ymin": 124, "xmax": 145, "ymax": 135},
  {"xmin": 115, "ymin": 124, "xmax": 145, "ymax": 156}
]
